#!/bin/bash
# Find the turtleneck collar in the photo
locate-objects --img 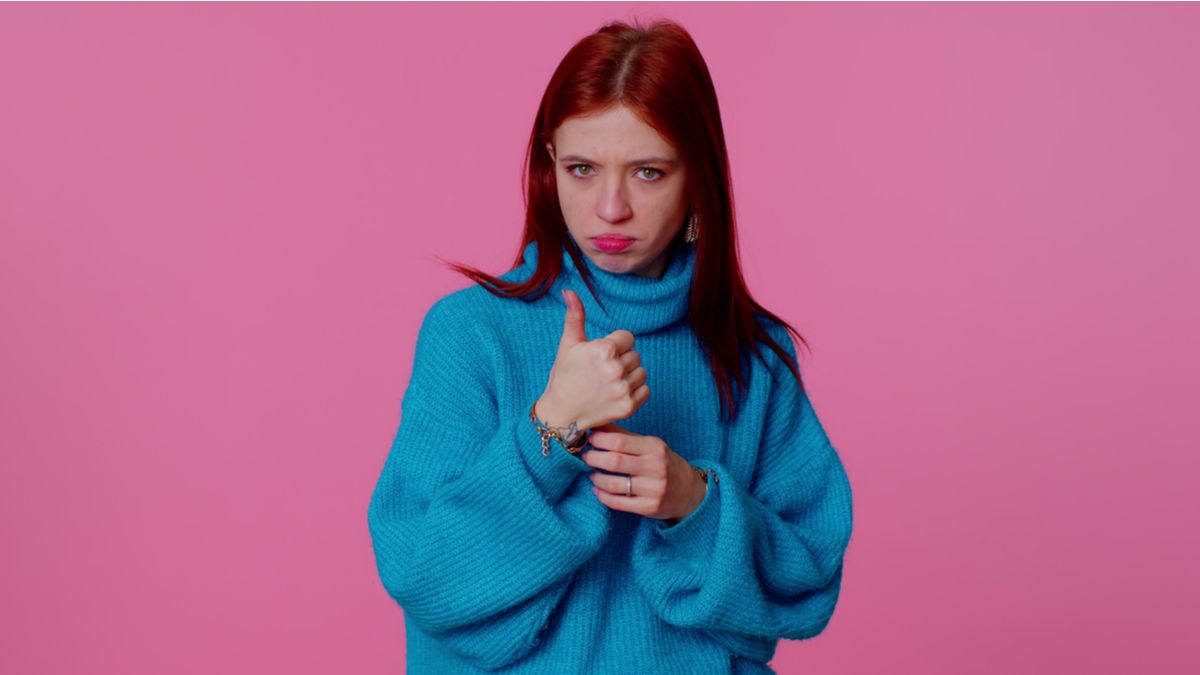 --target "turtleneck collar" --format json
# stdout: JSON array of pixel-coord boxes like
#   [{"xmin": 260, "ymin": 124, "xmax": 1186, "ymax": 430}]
[{"xmin": 516, "ymin": 235, "xmax": 696, "ymax": 336}]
